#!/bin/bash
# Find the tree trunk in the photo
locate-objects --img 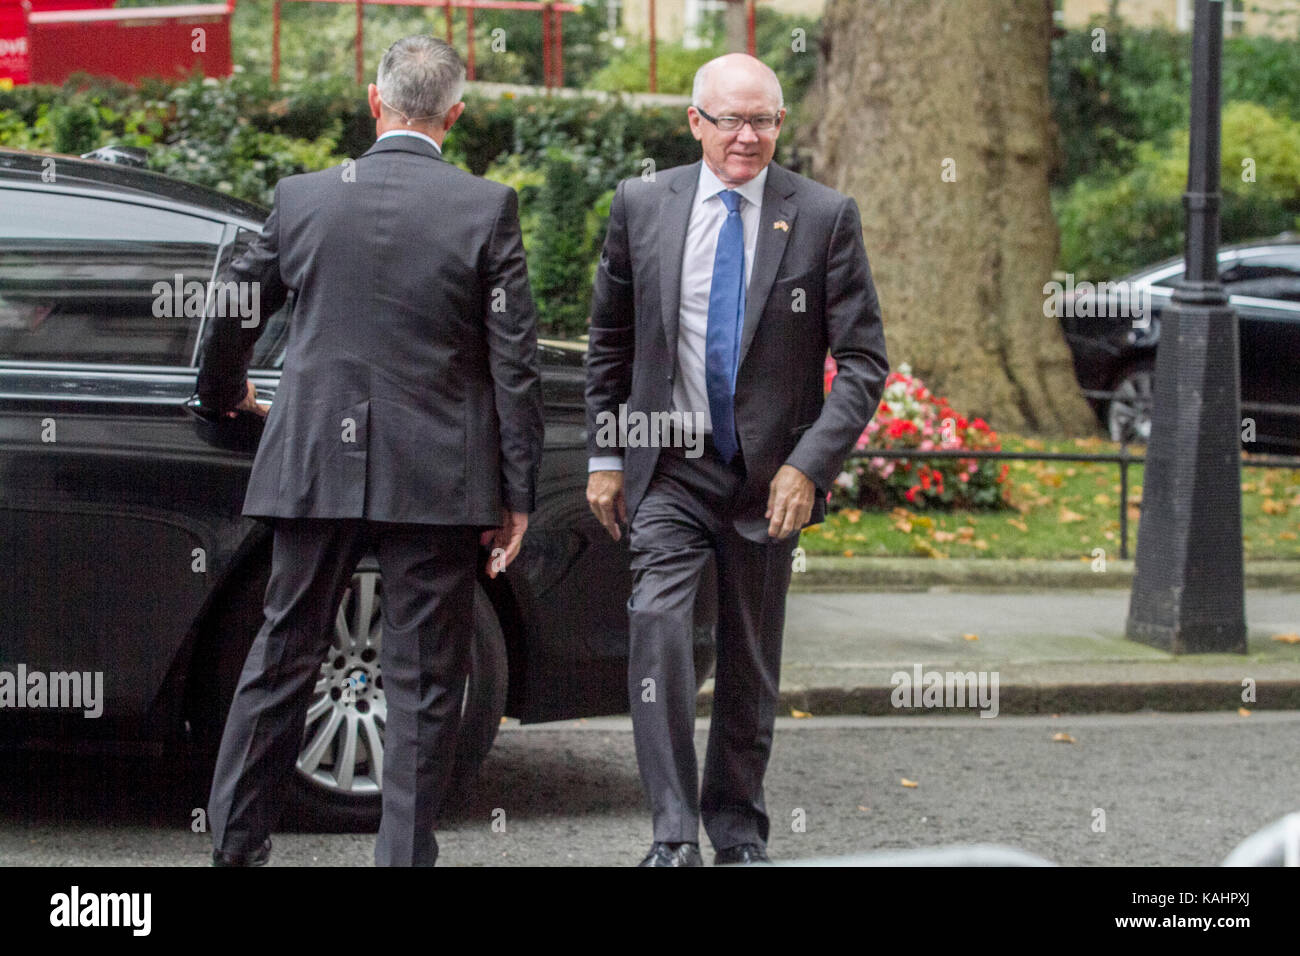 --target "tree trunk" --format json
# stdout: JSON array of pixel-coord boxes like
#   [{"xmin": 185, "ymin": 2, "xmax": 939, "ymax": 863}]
[{"xmin": 806, "ymin": 0, "xmax": 1096, "ymax": 435}]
